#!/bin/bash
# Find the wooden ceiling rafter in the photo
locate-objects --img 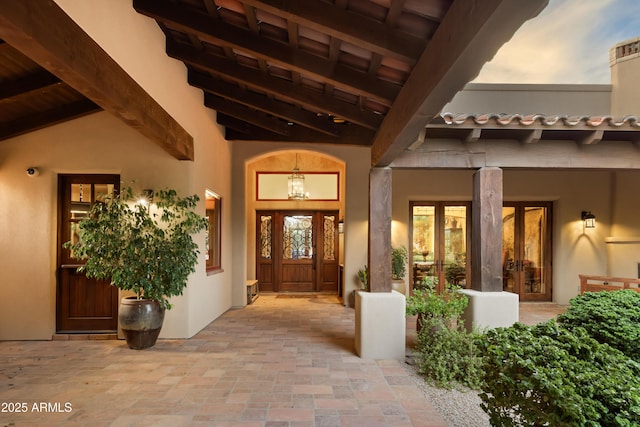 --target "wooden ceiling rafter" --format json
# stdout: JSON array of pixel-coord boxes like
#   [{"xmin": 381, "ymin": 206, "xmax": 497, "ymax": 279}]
[
  {"xmin": 188, "ymin": 70, "xmax": 340, "ymax": 136},
  {"xmin": 0, "ymin": 69, "xmax": 61, "ymax": 102},
  {"xmin": 239, "ymin": 0, "xmax": 425, "ymax": 64},
  {"xmin": 0, "ymin": 0, "xmax": 194, "ymax": 160},
  {"xmin": 0, "ymin": 98, "xmax": 100, "ymax": 141},
  {"xmin": 219, "ymin": 113, "xmax": 375, "ymax": 145},
  {"xmin": 167, "ymin": 41, "xmax": 383, "ymax": 130},
  {"xmin": 134, "ymin": 0, "xmax": 401, "ymax": 105}
]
